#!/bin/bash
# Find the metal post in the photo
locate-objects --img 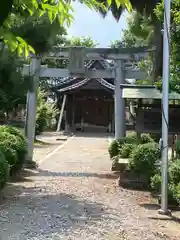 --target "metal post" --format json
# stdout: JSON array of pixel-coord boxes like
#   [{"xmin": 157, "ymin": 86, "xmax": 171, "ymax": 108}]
[
  {"xmin": 26, "ymin": 57, "xmax": 41, "ymax": 168},
  {"xmin": 56, "ymin": 94, "xmax": 67, "ymax": 132},
  {"xmin": 114, "ymin": 60, "xmax": 126, "ymax": 139},
  {"xmin": 159, "ymin": 0, "xmax": 171, "ymax": 215}
]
